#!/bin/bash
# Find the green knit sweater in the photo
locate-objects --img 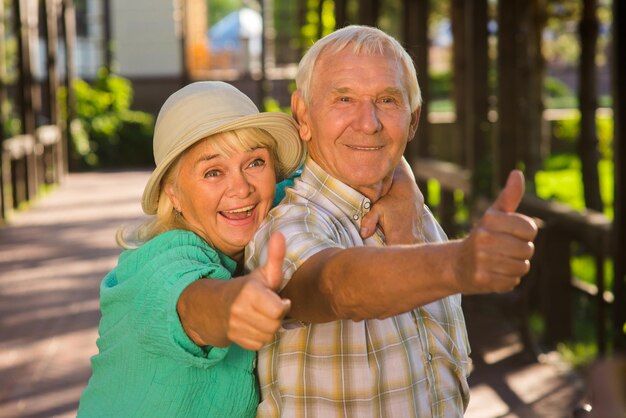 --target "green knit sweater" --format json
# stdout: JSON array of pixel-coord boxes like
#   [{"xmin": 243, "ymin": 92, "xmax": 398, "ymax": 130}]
[{"xmin": 77, "ymin": 230, "xmax": 258, "ymax": 417}]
